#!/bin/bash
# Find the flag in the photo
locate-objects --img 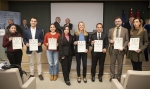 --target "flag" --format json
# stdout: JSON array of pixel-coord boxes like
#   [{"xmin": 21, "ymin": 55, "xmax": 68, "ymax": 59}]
[
  {"xmin": 130, "ymin": 8, "xmax": 133, "ymax": 17},
  {"xmin": 141, "ymin": 12, "xmax": 145, "ymax": 19},
  {"xmin": 136, "ymin": 10, "xmax": 140, "ymax": 18},
  {"xmin": 122, "ymin": 10, "xmax": 126, "ymax": 27}
]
